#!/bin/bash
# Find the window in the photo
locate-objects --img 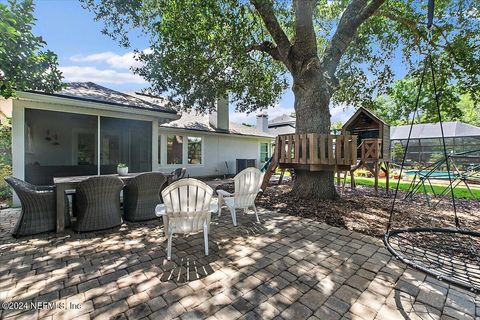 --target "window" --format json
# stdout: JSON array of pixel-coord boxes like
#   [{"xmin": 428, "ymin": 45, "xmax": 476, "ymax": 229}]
[
  {"xmin": 260, "ymin": 143, "xmax": 269, "ymax": 165},
  {"xmin": 77, "ymin": 133, "xmax": 96, "ymax": 165},
  {"xmin": 167, "ymin": 135, "xmax": 183, "ymax": 164},
  {"xmin": 158, "ymin": 135, "xmax": 161, "ymax": 164},
  {"xmin": 188, "ymin": 136, "xmax": 202, "ymax": 164}
]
